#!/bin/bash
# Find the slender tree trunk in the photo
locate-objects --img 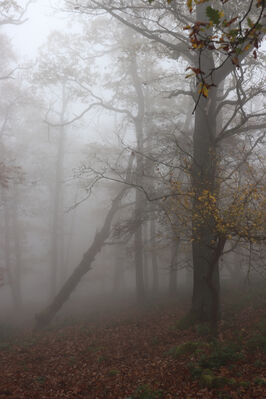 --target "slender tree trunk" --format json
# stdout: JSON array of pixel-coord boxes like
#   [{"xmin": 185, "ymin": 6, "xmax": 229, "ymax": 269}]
[
  {"xmin": 11, "ymin": 183, "xmax": 22, "ymax": 308},
  {"xmin": 50, "ymin": 84, "xmax": 67, "ymax": 299},
  {"xmin": 150, "ymin": 219, "xmax": 159, "ymax": 295},
  {"xmin": 2, "ymin": 191, "xmax": 20, "ymax": 309},
  {"xmin": 143, "ymin": 221, "xmax": 149, "ymax": 291},
  {"xmin": 113, "ymin": 244, "xmax": 125, "ymax": 294},
  {"xmin": 134, "ymin": 186, "xmax": 145, "ymax": 303},
  {"xmin": 130, "ymin": 51, "xmax": 146, "ymax": 304},
  {"xmin": 169, "ymin": 240, "xmax": 179, "ymax": 297}
]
